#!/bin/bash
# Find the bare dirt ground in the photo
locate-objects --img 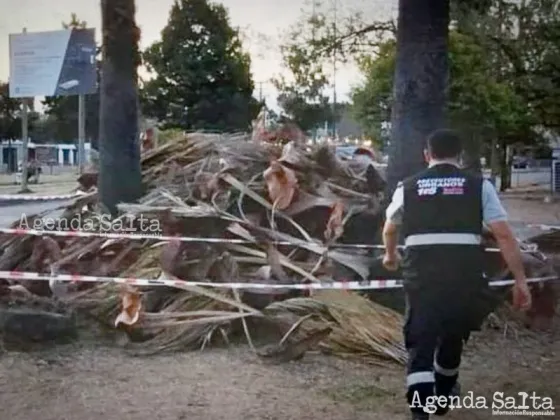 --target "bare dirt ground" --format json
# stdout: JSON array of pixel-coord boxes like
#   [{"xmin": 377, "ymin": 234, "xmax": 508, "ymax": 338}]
[
  {"xmin": 500, "ymin": 194, "xmax": 560, "ymax": 225},
  {"xmin": 1, "ymin": 196, "xmax": 558, "ymax": 420}
]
